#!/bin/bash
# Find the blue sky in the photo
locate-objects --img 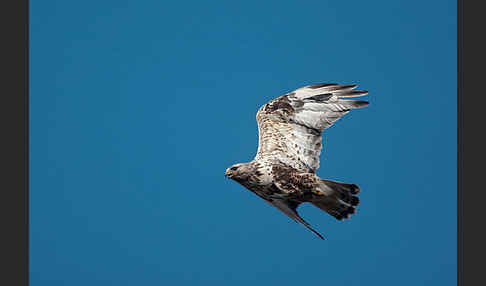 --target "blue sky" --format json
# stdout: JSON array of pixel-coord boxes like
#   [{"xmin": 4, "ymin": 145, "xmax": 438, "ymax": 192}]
[{"xmin": 30, "ymin": 0, "xmax": 457, "ymax": 285}]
